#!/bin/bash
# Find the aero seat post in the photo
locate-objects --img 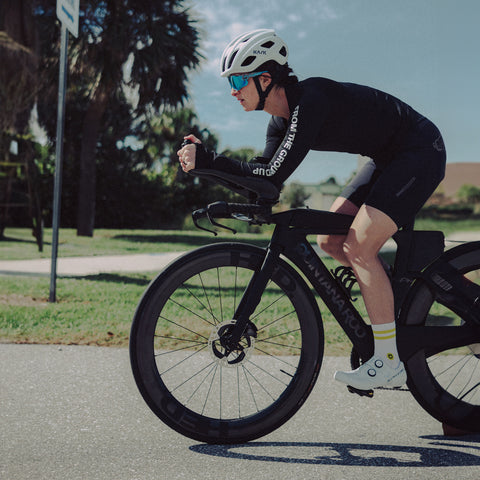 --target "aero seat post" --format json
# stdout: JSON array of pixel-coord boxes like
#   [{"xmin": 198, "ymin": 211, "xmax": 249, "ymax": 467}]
[{"xmin": 392, "ymin": 220, "xmax": 445, "ymax": 316}]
